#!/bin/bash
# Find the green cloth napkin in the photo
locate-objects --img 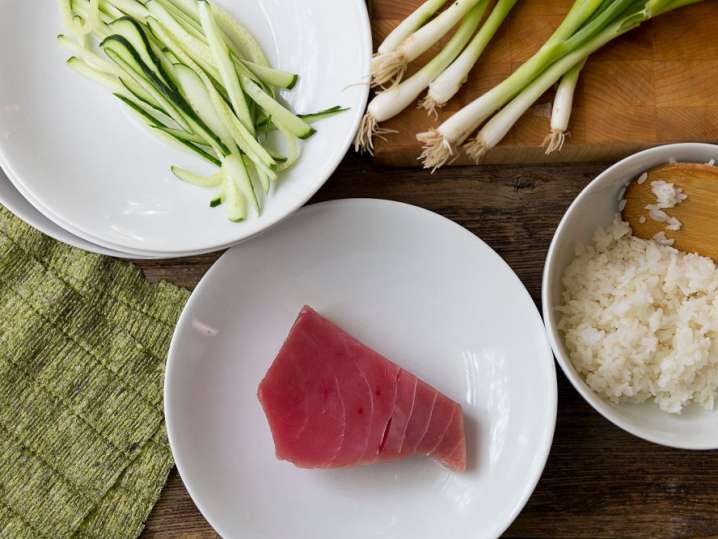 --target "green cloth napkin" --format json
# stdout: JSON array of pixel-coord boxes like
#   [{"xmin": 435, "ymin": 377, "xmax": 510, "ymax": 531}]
[{"xmin": 0, "ymin": 206, "xmax": 190, "ymax": 538}]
